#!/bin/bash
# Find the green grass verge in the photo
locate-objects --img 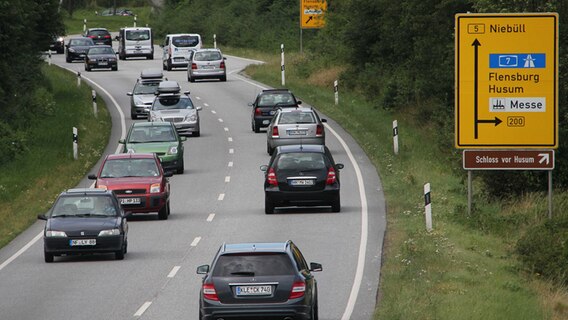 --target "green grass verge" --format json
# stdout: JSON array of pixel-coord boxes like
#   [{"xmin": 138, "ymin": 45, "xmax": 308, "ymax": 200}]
[
  {"xmin": 240, "ymin": 52, "xmax": 565, "ymax": 319},
  {"xmin": 0, "ymin": 64, "xmax": 110, "ymax": 248},
  {"xmin": 63, "ymin": 7, "xmax": 153, "ymax": 35}
]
